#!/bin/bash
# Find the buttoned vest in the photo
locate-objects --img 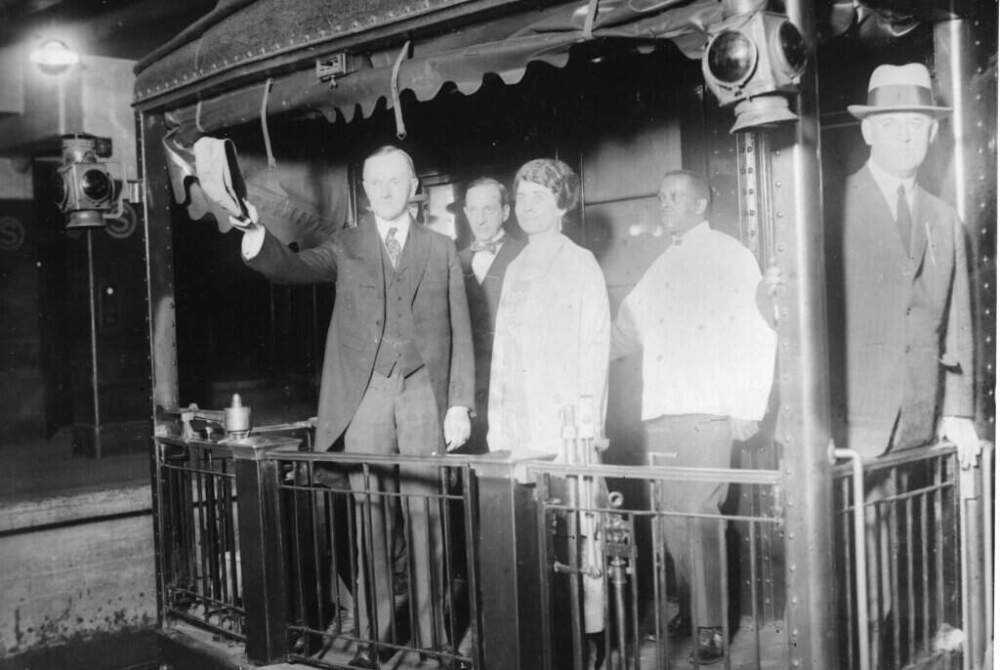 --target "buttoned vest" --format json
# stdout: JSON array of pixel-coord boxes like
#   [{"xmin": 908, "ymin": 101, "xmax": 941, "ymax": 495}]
[{"xmin": 373, "ymin": 236, "xmax": 423, "ymax": 377}]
